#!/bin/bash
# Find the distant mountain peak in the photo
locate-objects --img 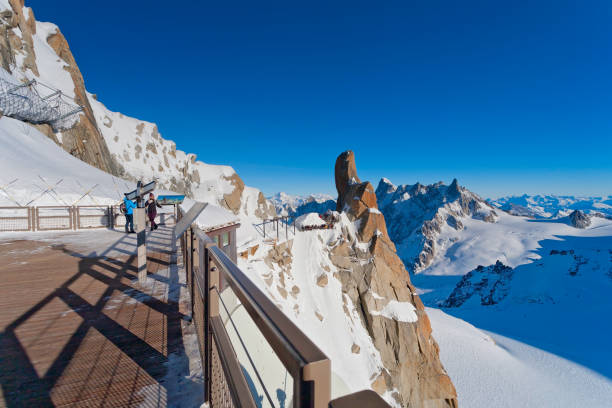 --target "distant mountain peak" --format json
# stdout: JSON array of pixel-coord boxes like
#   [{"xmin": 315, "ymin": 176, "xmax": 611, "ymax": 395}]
[{"xmin": 375, "ymin": 177, "xmax": 497, "ymax": 272}]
